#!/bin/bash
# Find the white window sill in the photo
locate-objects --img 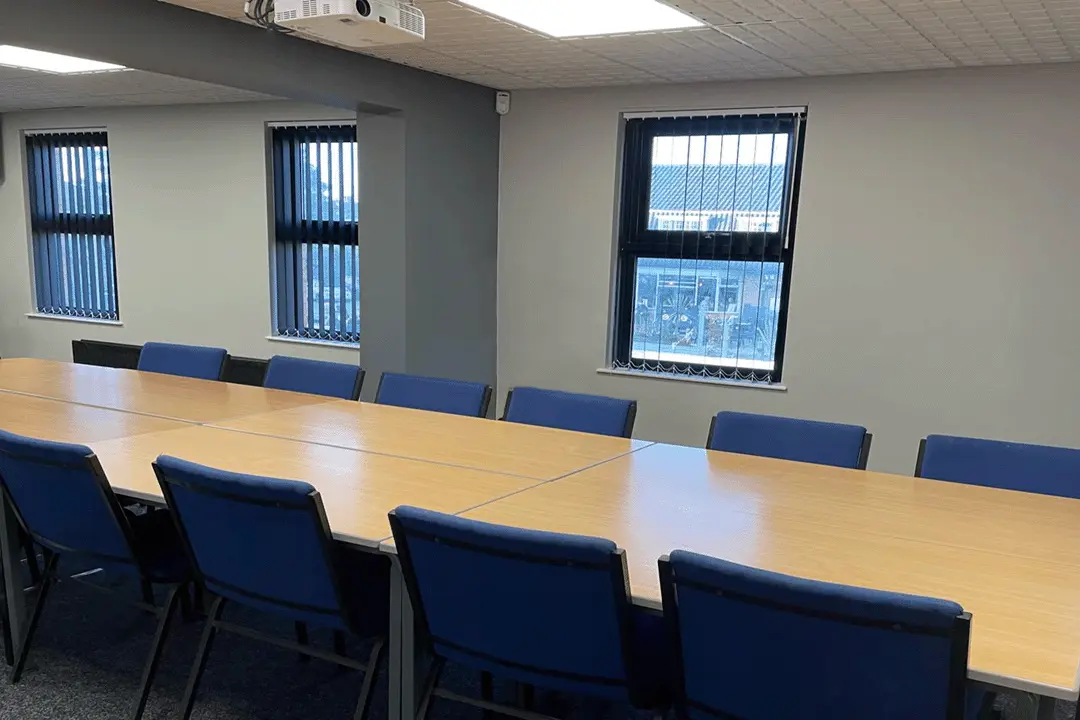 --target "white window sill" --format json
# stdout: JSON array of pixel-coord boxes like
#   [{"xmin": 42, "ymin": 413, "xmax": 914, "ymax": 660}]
[
  {"xmin": 26, "ymin": 312, "xmax": 122, "ymax": 327},
  {"xmin": 266, "ymin": 335, "xmax": 359, "ymax": 351},
  {"xmin": 596, "ymin": 367, "xmax": 787, "ymax": 392}
]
